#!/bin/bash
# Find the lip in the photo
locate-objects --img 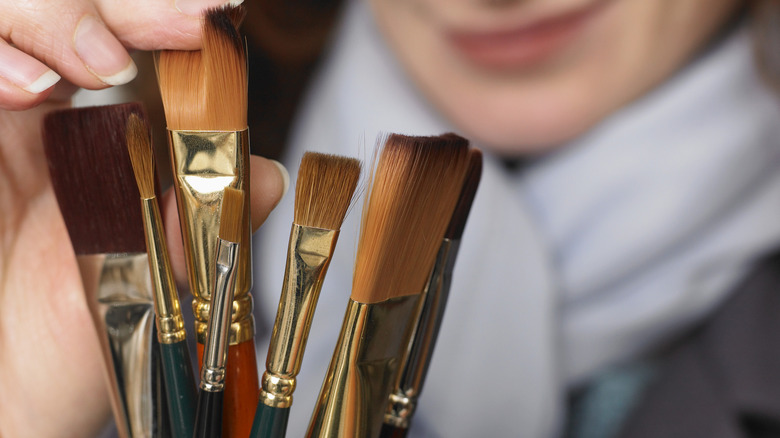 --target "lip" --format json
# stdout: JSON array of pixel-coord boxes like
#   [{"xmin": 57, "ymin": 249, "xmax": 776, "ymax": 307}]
[{"xmin": 446, "ymin": 1, "xmax": 609, "ymax": 71}]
